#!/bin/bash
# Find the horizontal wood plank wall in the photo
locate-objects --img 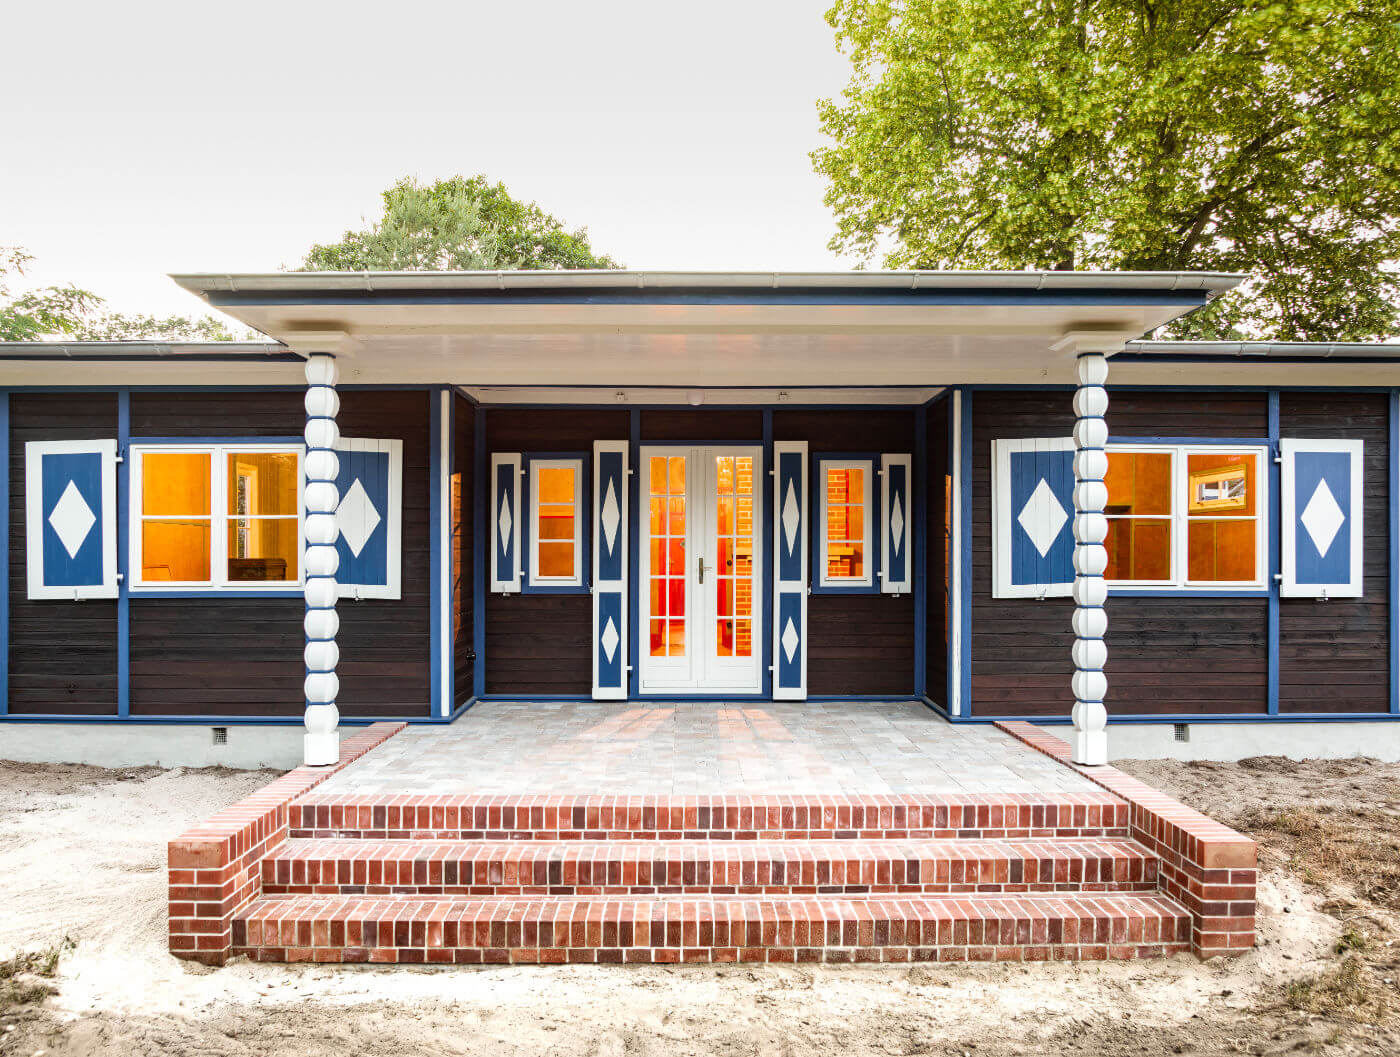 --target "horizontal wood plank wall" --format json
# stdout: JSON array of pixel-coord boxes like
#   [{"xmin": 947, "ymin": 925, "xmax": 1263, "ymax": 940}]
[
  {"xmin": 453, "ymin": 396, "xmax": 475, "ymax": 707},
  {"xmin": 639, "ymin": 409, "xmax": 762, "ymax": 441},
  {"xmin": 127, "ymin": 390, "xmax": 429, "ymax": 718},
  {"xmin": 776, "ymin": 410, "xmax": 916, "ymax": 696},
  {"xmin": 7, "ymin": 393, "xmax": 119, "ymax": 714},
  {"xmin": 484, "ymin": 409, "xmax": 629, "ymax": 695},
  {"xmin": 971, "ymin": 390, "xmax": 1269, "ymax": 718},
  {"xmin": 1278, "ymin": 392, "xmax": 1390, "ymax": 713},
  {"xmin": 926, "ymin": 400, "xmax": 950, "ymax": 705}
]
